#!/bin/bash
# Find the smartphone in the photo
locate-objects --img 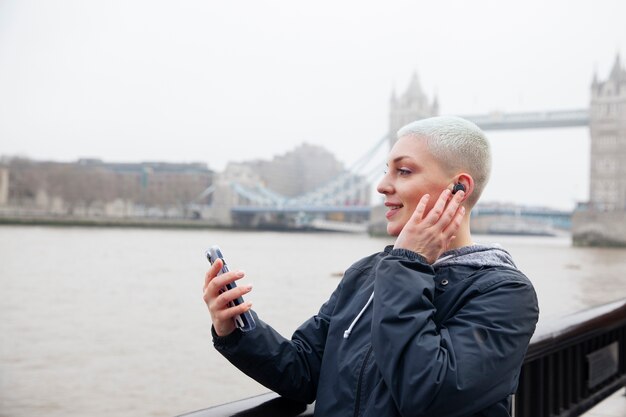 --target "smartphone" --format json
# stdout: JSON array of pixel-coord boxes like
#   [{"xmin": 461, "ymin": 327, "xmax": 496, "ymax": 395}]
[{"xmin": 206, "ymin": 245, "xmax": 256, "ymax": 332}]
